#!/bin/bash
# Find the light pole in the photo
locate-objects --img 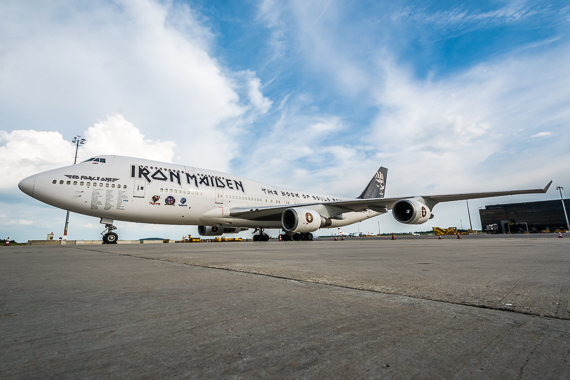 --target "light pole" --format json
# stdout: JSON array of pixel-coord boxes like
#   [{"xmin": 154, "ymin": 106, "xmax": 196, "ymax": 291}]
[
  {"xmin": 466, "ymin": 200, "xmax": 473, "ymax": 232},
  {"xmin": 62, "ymin": 136, "xmax": 86, "ymax": 241},
  {"xmin": 557, "ymin": 186, "xmax": 570, "ymax": 232}
]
